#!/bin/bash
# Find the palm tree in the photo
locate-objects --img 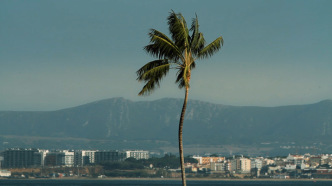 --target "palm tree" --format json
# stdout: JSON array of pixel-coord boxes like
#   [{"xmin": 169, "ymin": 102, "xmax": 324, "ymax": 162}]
[{"xmin": 137, "ymin": 11, "xmax": 223, "ymax": 186}]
